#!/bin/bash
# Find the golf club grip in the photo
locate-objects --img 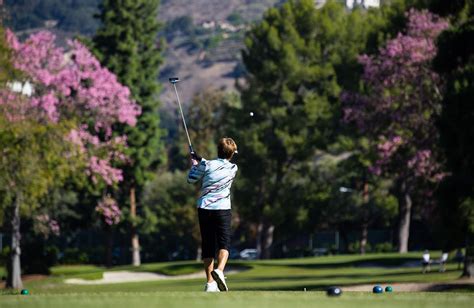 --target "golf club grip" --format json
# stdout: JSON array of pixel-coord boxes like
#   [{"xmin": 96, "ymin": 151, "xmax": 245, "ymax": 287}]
[{"xmin": 189, "ymin": 145, "xmax": 194, "ymax": 154}]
